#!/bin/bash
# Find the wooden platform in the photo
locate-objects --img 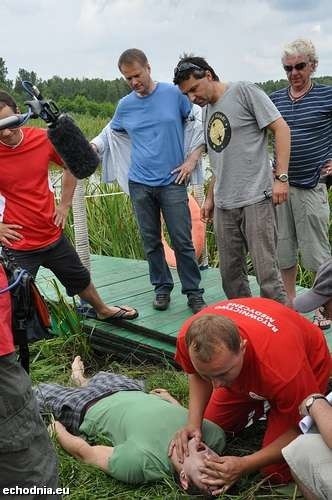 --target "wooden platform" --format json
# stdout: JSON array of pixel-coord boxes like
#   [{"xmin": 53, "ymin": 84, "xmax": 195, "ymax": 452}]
[{"xmin": 36, "ymin": 255, "xmax": 332, "ymax": 363}]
